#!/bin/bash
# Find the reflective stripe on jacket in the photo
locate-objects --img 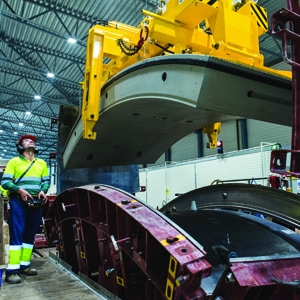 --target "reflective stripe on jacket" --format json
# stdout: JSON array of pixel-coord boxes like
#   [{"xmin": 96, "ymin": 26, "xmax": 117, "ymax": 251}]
[{"xmin": 1, "ymin": 155, "xmax": 50, "ymax": 195}]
